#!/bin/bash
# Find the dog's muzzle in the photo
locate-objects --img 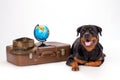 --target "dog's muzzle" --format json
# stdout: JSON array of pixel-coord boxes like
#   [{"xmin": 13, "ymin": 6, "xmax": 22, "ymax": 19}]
[{"xmin": 84, "ymin": 32, "xmax": 93, "ymax": 46}]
